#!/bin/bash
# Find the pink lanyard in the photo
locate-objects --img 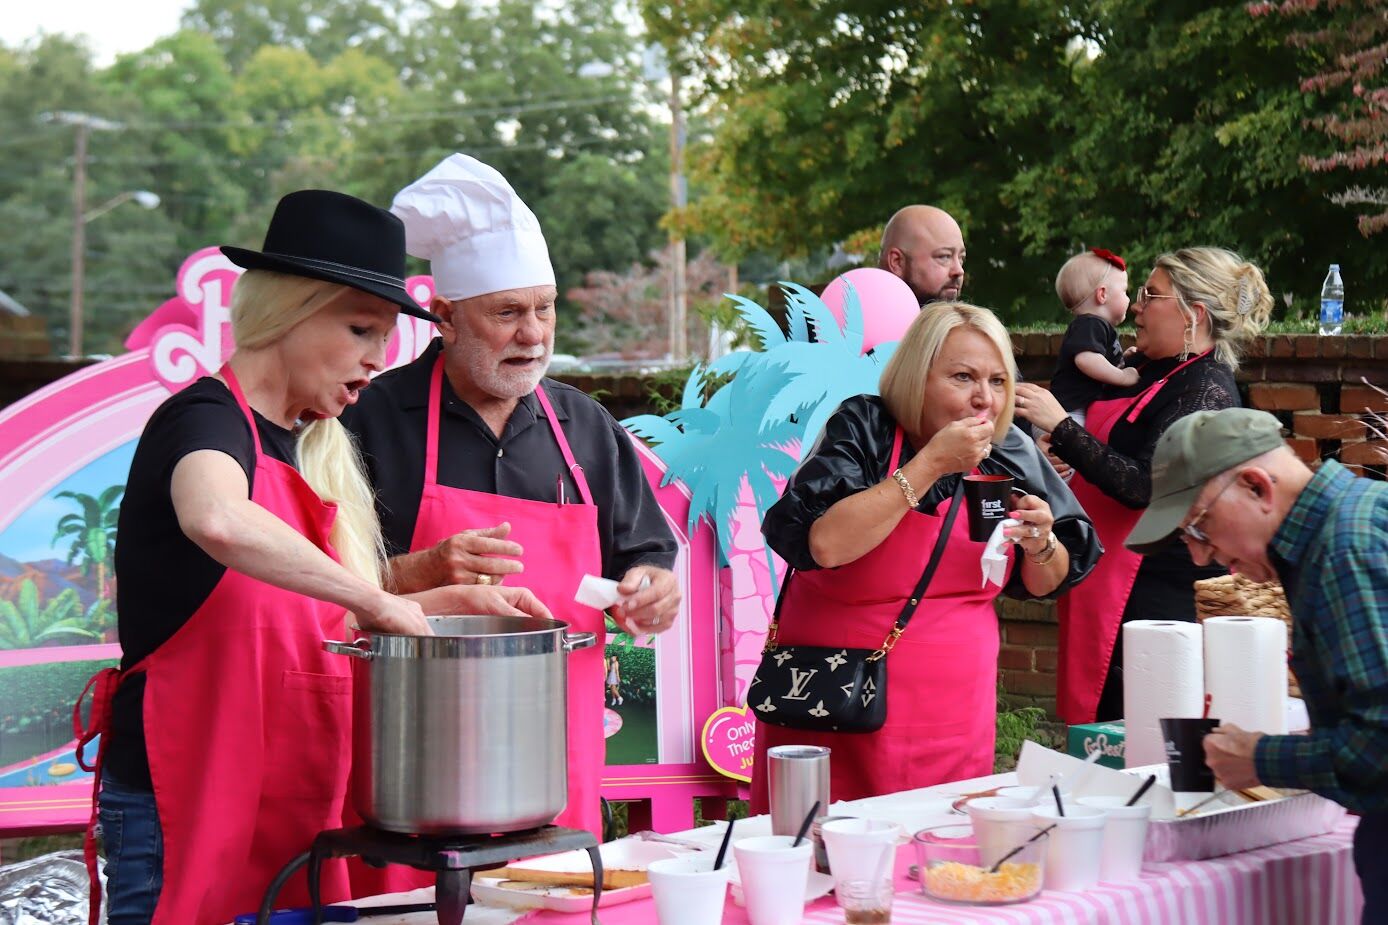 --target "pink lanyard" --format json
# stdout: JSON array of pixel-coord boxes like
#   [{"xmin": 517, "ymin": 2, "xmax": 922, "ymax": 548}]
[{"xmin": 1122, "ymin": 350, "xmax": 1212, "ymax": 424}]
